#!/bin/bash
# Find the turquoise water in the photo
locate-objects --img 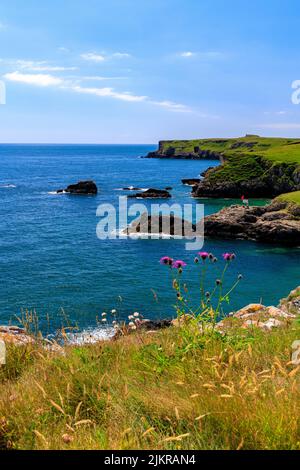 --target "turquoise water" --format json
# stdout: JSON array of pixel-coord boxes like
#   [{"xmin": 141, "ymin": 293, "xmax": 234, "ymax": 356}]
[{"xmin": 0, "ymin": 144, "xmax": 299, "ymax": 333}]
